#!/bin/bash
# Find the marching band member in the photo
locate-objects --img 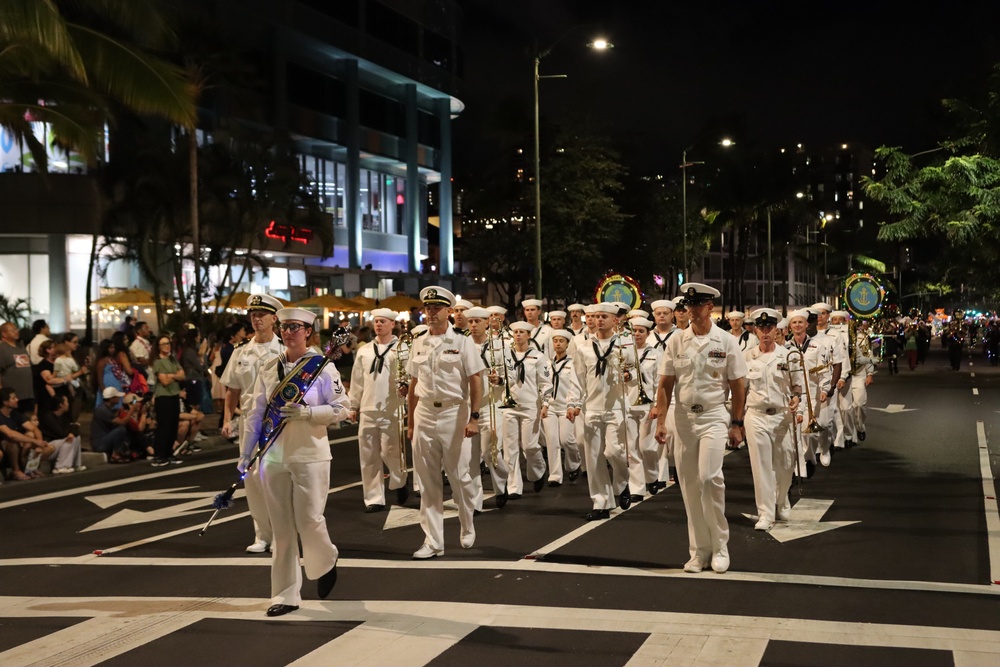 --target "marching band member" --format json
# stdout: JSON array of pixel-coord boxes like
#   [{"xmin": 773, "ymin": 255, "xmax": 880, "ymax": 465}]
[
  {"xmin": 650, "ymin": 299, "xmax": 677, "ymax": 351},
  {"xmin": 726, "ymin": 311, "xmax": 759, "ymax": 352},
  {"xmin": 812, "ymin": 302, "xmax": 848, "ymax": 462},
  {"xmin": 499, "ymin": 321, "xmax": 552, "ymax": 497},
  {"xmin": 830, "ymin": 310, "xmax": 858, "ymax": 448},
  {"xmin": 486, "ymin": 305, "xmax": 508, "ymax": 338},
  {"xmin": 649, "ymin": 299, "xmax": 679, "ymax": 487},
  {"xmin": 465, "ymin": 307, "xmax": 509, "ymax": 509},
  {"xmin": 623, "ymin": 317, "xmax": 659, "ymax": 502},
  {"xmin": 742, "ymin": 308, "xmax": 800, "ymax": 531},
  {"xmin": 545, "ymin": 310, "xmax": 567, "ymax": 358},
  {"xmin": 451, "ymin": 299, "xmax": 473, "ymax": 335},
  {"xmin": 221, "ymin": 294, "xmax": 284, "ymax": 554},
  {"xmin": 568, "ymin": 304, "xmax": 587, "ymax": 336},
  {"xmin": 543, "ymin": 329, "xmax": 583, "ymax": 485},
  {"xmin": 522, "ymin": 298, "xmax": 550, "ymax": 355},
  {"xmin": 406, "ymin": 286, "xmax": 486, "ymax": 559},
  {"xmin": 568, "ymin": 302, "xmax": 632, "ymax": 521},
  {"xmin": 655, "ymin": 283, "xmax": 747, "ymax": 574},
  {"xmin": 348, "ymin": 307, "xmax": 408, "ymax": 513},
  {"xmin": 849, "ymin": 319, "xmax": 876, "ymax": 443},
  {"xmin": 785, "ymin": 309, "xmax": 833, "ymax": 476},
  {"xmin": 674, "ymin": 298, "xmax": 691, "ymax": 330},
  {"xmin": 243, "ymin": 307, "xmax": 350, "ymax": 617}
]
